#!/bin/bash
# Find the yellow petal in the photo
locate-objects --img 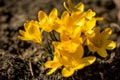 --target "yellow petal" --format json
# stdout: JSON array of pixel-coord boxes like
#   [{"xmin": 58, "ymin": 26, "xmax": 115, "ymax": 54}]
[
  {"xmin": 81, "ymin": 56, "xmax": 96, "ymax": 66},
  {"xmin": 106, "ymin": 41, "xmax": 116, "ymax": 50},
  {"xmin": 61, "ymin": 11, "xmax": 69, "ymax": 24},
  {"xmin": 93, "ymin": 27, "xmax": 101, "ymax": 36},
  {"xmin": 19, "ymin": 30, "xmax": 26, "ymax": 36},
  {"xmin": 63, "ymin": 0, "xmax": 77, "ymax": 13},
  {"xmin": 49, "ymin": 8, "xmax": 58, "ymax": 17},
  {"xmin": 72, "ymin": 26, "xmax": 81, "ymax": 39},
  {"xmin": 18, "ymin": 30, "xmax": 31, "ymax": 41},
  {"xmin": 75, "ymin": 2, "xmax": 84, "ymax": 12},
  {"xmin": 38, "ymin": 11, "xmax": 48, "ymax": 23},
  {"xmin": 19, "ymin": 20, "xmax": 42, "ymax": 44},
  {"xmin": 24, "ymin": 21, "xmax": 29, "ymax": 31},
  {"xmin": 87, "ymin": 39, "xmax": 97, "ymax": 52},
  {"xmin": 60, "ymin": 55, "xmax": 71, "ymax": 66},
  {"xmin": 67, "ymin": 0, "xmax": 74, "ymax": 7},
  {"xmin": 63, "ymin": 2, "xmax": 71, "ymax": 13},
  {"xmin": 52, "ymin": 41, "xmax": 59, "ymax": 48},
  {"xmin": 75, "ymin": 63, "xmax": 85, "ymax": 70},
  {"xmin": 64, "ymin": 0, "xmax": 84, "ymax": 13},
  {"xmin": 62, "ymin": 67, "xmax": 74, "ymax": 77},
  {"xmin": 101, "ymin": 27, "xmax": 112, "ymax": 40},
  {"xmin": 27, "ymin": 23, "xmax": 39, "ymax": 35},
  {"xmin": 96, "ymin": 17, "xmax": 104, "ymax": 21},
  {"xmin": 67, "ymin": 0, "xmax": 75, "ymax": 12},
  {"xmin": 87, "ymin": 45, "xmax": 97, "ymax": 52},
  {"xmin": 86, "ymin": 18, "xmax": 96, "ymax": 30},
  {"xmin": 60, "ymin": 33, "xmax": 70, "ymax": 41},
  {"xmin": 18, "ymin": 36, "xmax": 30, "ymax": 41},
  {"xmin": 76, "ymin": 18, "xmax": 85, "ymax": 27},
  {"xmin": 97, "ymin": 49, "xmax": 108, "ymax": 58},
  {"xmin": 86, "ymin": 30, "xmax": 95, "ymax": 38},
  {"xmin": 86, "ymin": 9, "xmax": 96, "ymax": 20},
  {"xmin": 74, "ymin": 45, "xmax": 84, "ymax": 59},
  {"xmin": 27, "ymin": 22, "xmax": 41, "ymax": 42},
  {"xmin": 47, "ymin": 68, "xmax": 58, "ymax": 75},
  {"xmin": 45, "ymin": 61, "xmax": 61, "ymax": 68}
]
